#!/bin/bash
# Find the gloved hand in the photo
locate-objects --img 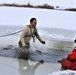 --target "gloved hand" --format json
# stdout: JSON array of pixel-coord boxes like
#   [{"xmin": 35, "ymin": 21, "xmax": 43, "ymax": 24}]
[
  {"xmin": 42, "ymin": 41, "xmax": 45, "ymax": 44},
  {"xmin": 39, "ymin": 60, "xmax": 44, "ymax": 64}
]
